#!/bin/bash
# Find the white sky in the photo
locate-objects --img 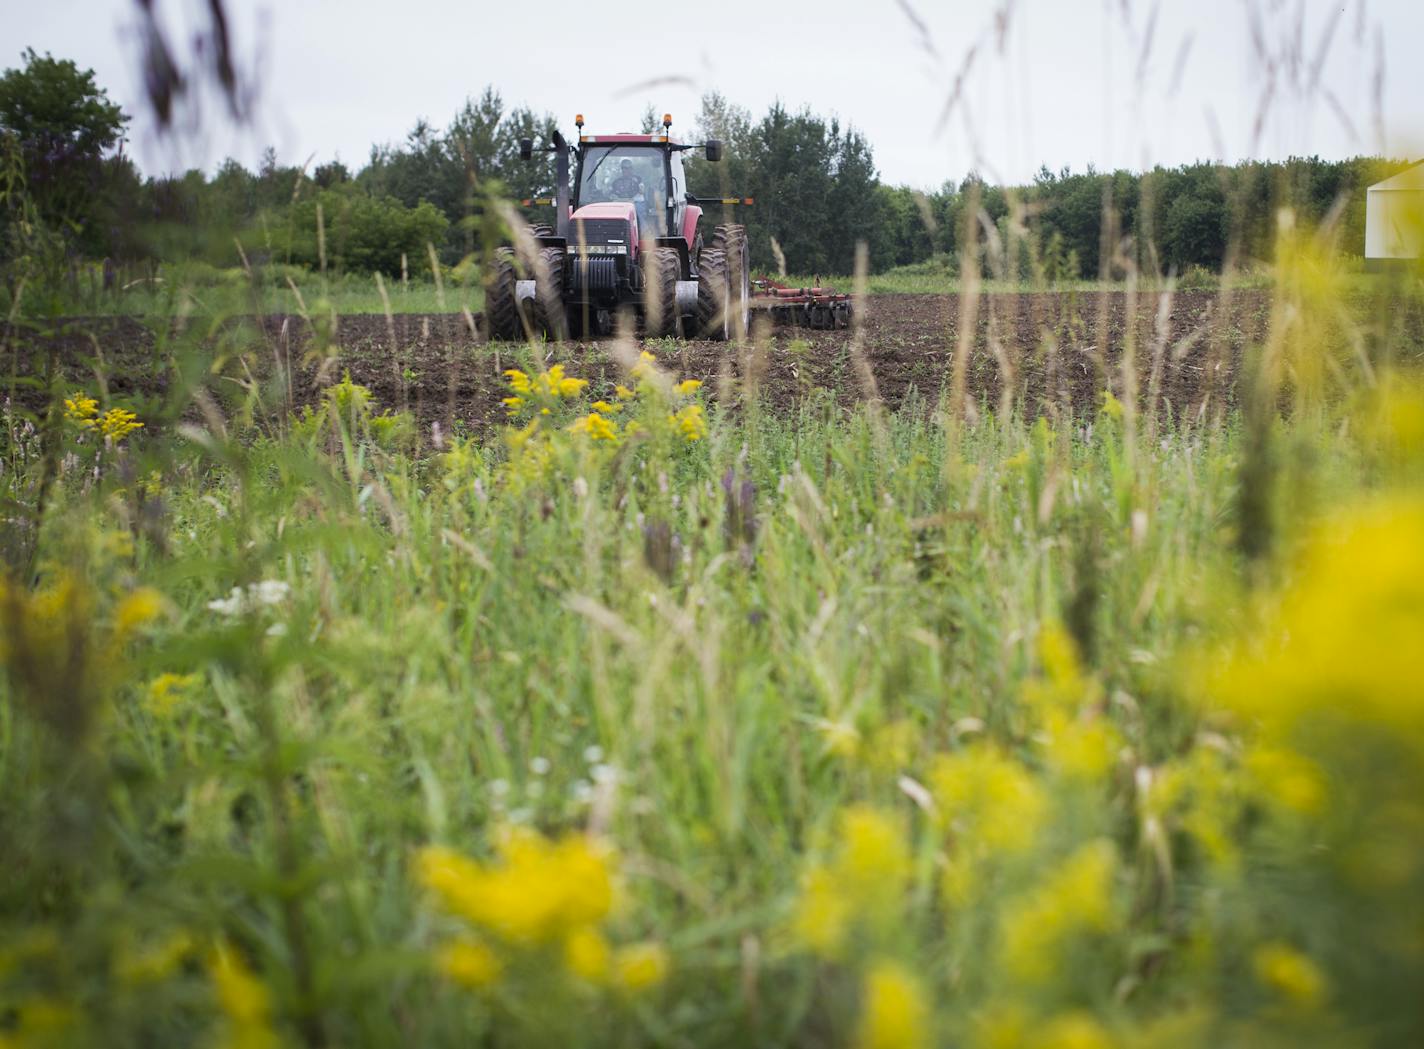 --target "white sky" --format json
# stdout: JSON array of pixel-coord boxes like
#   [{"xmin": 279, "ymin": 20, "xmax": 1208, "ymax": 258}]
[{"xmin": 11, "ymin": 0, "xmax": 1424, "ymax": 189}]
